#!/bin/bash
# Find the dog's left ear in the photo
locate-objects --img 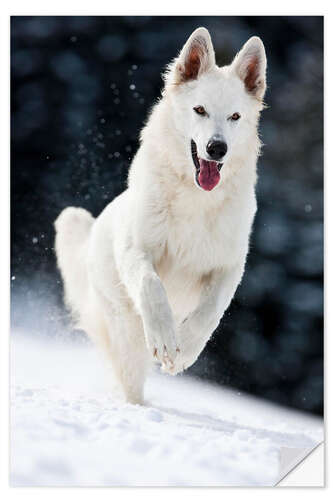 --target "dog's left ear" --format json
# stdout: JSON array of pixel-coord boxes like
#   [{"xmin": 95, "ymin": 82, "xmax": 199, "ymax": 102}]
[
  {"xmin": 166, "ymin": 27, "xmax": 215, "ymax": 86},
  {"xmin": 231, "ymin": 37, "xmax": 267, "ymax": 100}
]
